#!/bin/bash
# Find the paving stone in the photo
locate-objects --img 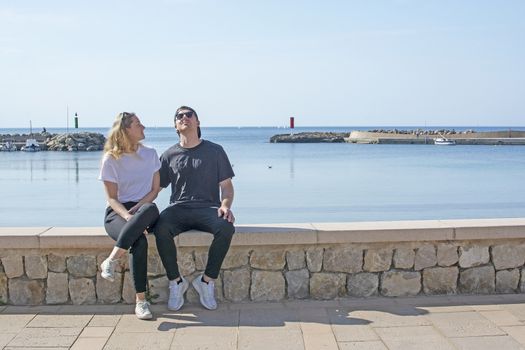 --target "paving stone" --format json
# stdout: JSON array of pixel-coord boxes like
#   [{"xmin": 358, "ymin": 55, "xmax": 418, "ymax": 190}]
[
  {"xmin": 479, "ymin": 310, "xmax": 523, "ymax": 326},
  {"xmin": 338, "ymin": 341, "xmax": 388, "ymax": 350},
  {"xmin": 0, "ymin": 314, "xmax": 36, "ymax": 333},
  {"xmin": 501, "ymin": 325, "xmax": 525, "ymax": 346},
  {"xmin": 79, "ymin": 326, "xmax": 114, "ymax": 338},
  {"xmin": 8, "ymin": 327, "xmax": 82, "ymax": 347},
  {"xmin": 363, "ymin": 248, "xmax": 392, "ymax": 272},
  {"xmin": 306, "ymin": 247, "xmax": 323, "ymax": 272},
  {"xmin": 429, "ymin": 311, "xmax": 505, "ymax": 337},
  {"xmin": 1, "ymin": 256, "xmax": 24, "ymax": 278},
  {"xmin": 347, "ymin": 272, "xmax": 379, "ymax": 297},
  {"xmin": 27, "ymin": 314, "xmax": 92, "ymax": 328},
  {"xmin": 46, "ymin": 272, "xmax": 69, "ymax": 304},
  {"xmin": 88, "ymin": 315, "xmax": 122, "ymax": 327},
  {"xmin": 326, "ymin": 308, "xmax": 379, "ymax": 342},
  {"xmin": 414, "ymin": 244, "xmax": 437, "ymax": 271},
  {"xmin": 69, "ymin": 278, "xmax": 96, "ymax": 305},
  {"xmin": 459, "ymin": 266, "xmax": 495, "ymax": 294},
  {"xmin": 104, "ymin": 332, "xmax": 174, "ymax": 349},
  {"xmin": 381, "ymin": 271, "xmax": 421, "ymax": 297},
  {"xmin": 496, "ymin": 269, "xmax": 520, "ymax": 293},
  {"xmin": 250, "ymin": 249, "xmax": 286, "ymax": 270},
  {"xmin": 286, "ymin": 250, "xmax": 306, "ymax": 270},
  {"xmin": 0, "ymin": 333, "xmax": 17, "ymax": 349},
  {"xmin": 171, "ymin": 327, "xmax": 237, "ymax": 350},
  {"xmin": 323, "ymin": 247, "xmax": 362, "ymax": 273},
  {"xmin": 393, "ymin": 247, "xmax": 415, "ymax": 269},
  {"xmin": 71, "ymin": 337, "xmax": 108, "ymax": 350},
  {"xmin": 24, "ymin": 255, "xmax": 47, "ymax": 279},
  {"xmin": 422, "ymin": 266, "xmax": 458, "ymax": 295},
  {"xmin": 459, "ymin": 246, "xmax": 490, "ymax": 268},
  {"xmin": 451, "ymin": 335, "xmax": 523, "ymax": 350},
  {"xmin": 437, "ymin": 244, "xmax": 458, "ymax": 267},
  {"xmin": 8, "ymin": 278, "xmax": 45, "ymax": 305},
  {"xmin": 375, "ymin": 325, "xmax": 454, "ymax": 350},
  {"xmin": 310, "ymin": 273, "xmax": 346, "ymax": 300},
  {"xmin": 251, "ymin": 270, "xmax": 285, "ymax": 301},
  {"xmin": 285, "ymin": 268, "xmax": 309, "ymax": 299},
  {"xmin": 238, "ymin": 328, "xmax": 304, "ymax": 350},
  {"xmin": 296, "ymin": 307, "xmax": 338, "ymax": 350},
  {"xmin": 223, "ymin": 267, "xmax": 250, "ymax": 302}
]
